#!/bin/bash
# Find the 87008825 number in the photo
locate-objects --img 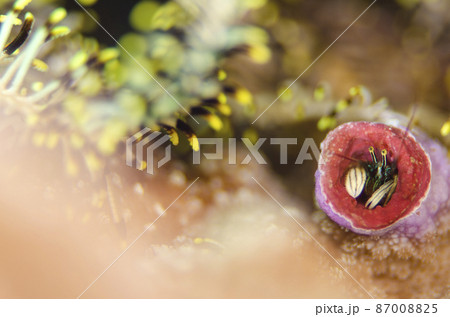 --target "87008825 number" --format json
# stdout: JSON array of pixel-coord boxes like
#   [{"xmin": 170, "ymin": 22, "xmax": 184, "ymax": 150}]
[{"xmin": 376, "ymin": 303, "xmax": 438, "ymax": 314}]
